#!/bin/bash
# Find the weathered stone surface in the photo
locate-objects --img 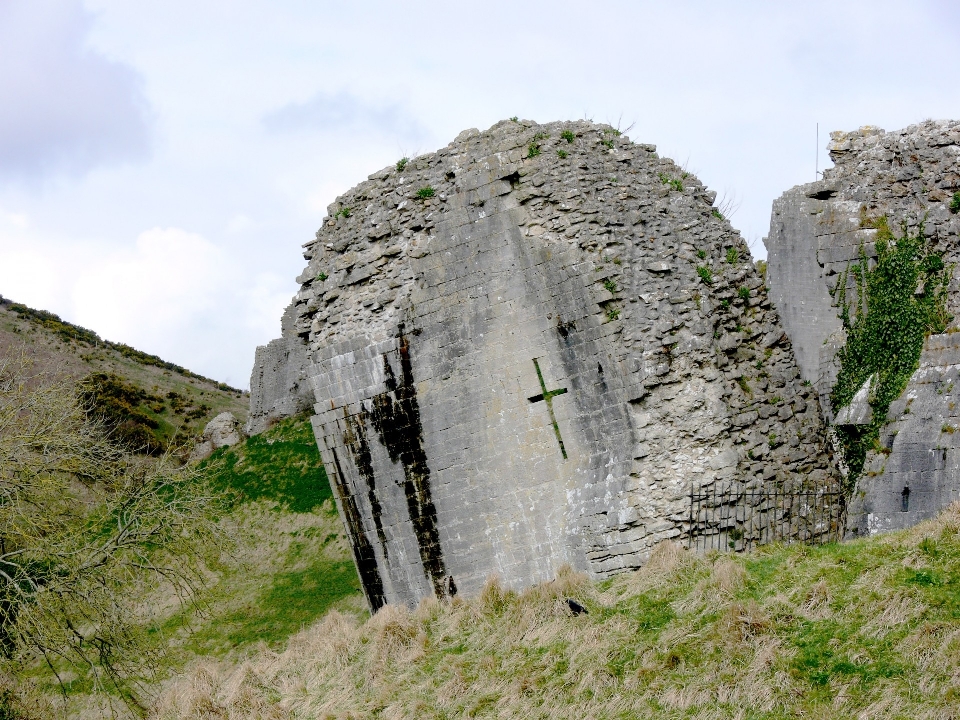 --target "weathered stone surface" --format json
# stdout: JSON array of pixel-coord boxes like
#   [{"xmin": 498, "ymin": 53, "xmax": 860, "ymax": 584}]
[
  {"xmin": 834, "ymin": 376, "xmax": 874, "ymax": 426},
  {"xmin": 190, "ymin": 411, "xmax": 243, "ymax": 462},
  {"xmin": 246, "ymin": 301, "xmax": 314, "ymax": 435},
  {"xmin": 765, "ymin": 119, "xmax": 960, "ymax": 534},
  {"xmin": 289, "ymin": 119, "xmax": 837, "ymax": 609},
  {"xmin": 857, "ymin": 334, "xmax": 960, "ymax": 533}
]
